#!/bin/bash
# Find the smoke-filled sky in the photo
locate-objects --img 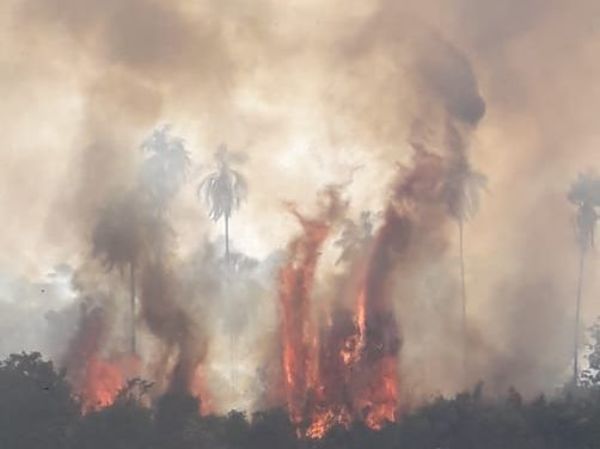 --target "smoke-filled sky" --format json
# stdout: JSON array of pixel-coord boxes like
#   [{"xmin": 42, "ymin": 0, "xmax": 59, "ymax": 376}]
[{"xmin": 2, "ymin": 0, "xmax": 600, "ymax": 410}]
